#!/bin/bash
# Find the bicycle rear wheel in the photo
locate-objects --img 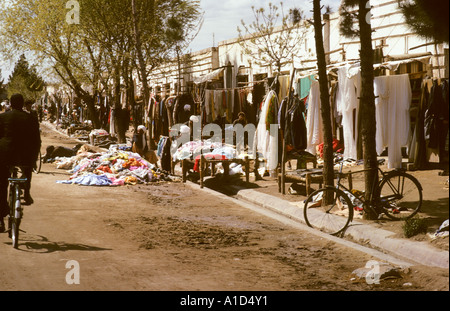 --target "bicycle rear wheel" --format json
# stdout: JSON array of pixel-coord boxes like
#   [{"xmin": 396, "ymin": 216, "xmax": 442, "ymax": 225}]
[
  {"xmin": 7, "ymin": 185, "xmax": 21, "ymax": 249},
  {"xmin": 378, "ymin": 171, "xmax": 422, "ymax": 220},
  {"xmin": 303, "ymin": 187, "xmax": 354, "ymax": 236}
]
